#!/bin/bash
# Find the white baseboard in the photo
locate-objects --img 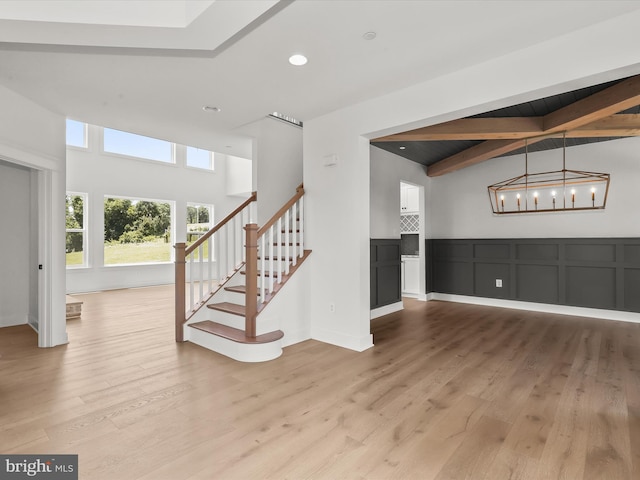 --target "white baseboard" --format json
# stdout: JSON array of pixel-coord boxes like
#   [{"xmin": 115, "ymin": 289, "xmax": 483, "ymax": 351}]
[
  {"xmin": 370, "ymin": 301, "xmax": 404, "ymax": 319},
  {"xmin": 430, "ymin": 293, "xmax": 640, "ymax": 324},
  {"xmin": 311, "ymin": 327, "xmax": 374, "ymax": 352}
]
